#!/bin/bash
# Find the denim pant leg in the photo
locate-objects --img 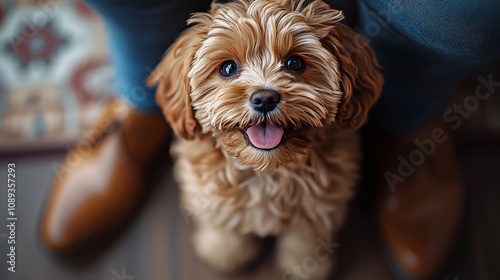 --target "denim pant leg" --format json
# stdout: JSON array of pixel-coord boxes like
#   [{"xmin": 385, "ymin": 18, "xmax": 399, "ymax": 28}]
[
  {"xmin": 357, "ymin": 0, "xmax": 500, "ymax": 133},
  {"xmin": 85, "ymin": 0, "xmax": 212, "ymax": 112}
]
